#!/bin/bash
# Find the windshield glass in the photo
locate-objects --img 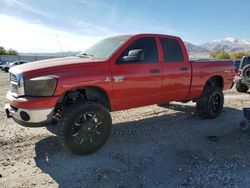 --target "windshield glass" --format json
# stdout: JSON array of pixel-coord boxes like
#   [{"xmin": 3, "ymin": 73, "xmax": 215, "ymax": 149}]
[
  {"xmin": 79, "ymin": 35, "xmax": 131, "ymax": 59},
  {"xmin": 240, "ymin": 56, "xmax": 250, "ymax": 69}
]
